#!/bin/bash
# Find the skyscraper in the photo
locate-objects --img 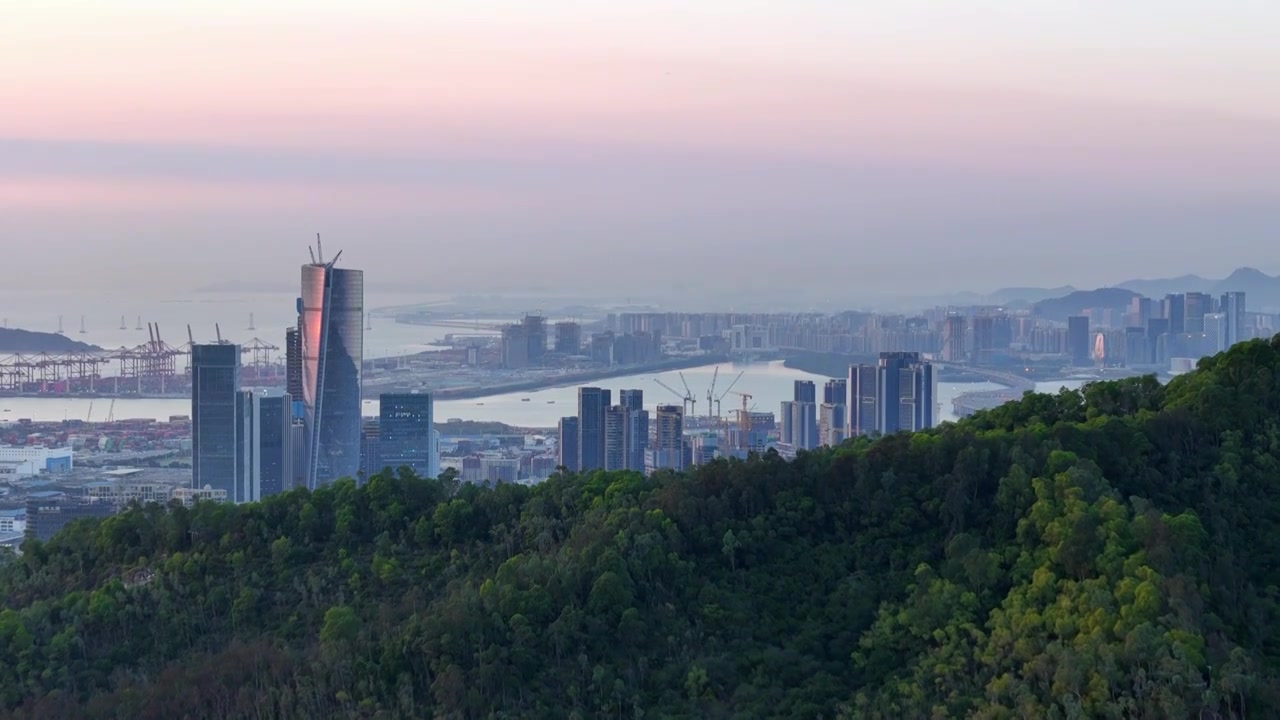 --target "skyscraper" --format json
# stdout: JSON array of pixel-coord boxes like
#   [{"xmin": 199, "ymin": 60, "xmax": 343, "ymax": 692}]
[
  {"xmin": 785, "ymin": 380, "xmax": 818, "ymax": 449},
  {"xmin": 285, "ymin": 326, "xmax": 303, "ymax": 400},
  {"xmin": 942, "ymin": 314, "xmax": 967, "ymax": 363},
  {"xmin": 875, "ymin": 352, "xmax": 935, "ymax": 434},
  {"xmin": 819, "ymin": 402, "xmax": 846, "ymax": 446},
  {"xmin": 971, "ymin": 316, "xmax": 994, "ymax": 363},
  {"xmin": 300, "ymin": 245, "xmax": 364, "ymax": 487},
  {"xmin": 619, "ymin": 389, "xmax": 648, "ymax": 471},
  {"xmin": 558, "ymin": 417, "xmax": 579, "ymax": 472},
  {"xmin": 1163, "ymin": 294, "xmax": 1186, "ymax": 334},
  {"xmin": 823, "ymin": 378, "xmax": 847, "ymax": 406},
  {"xmin": 1220, "ymin": 291, "xmax": 1246, "ymax": 347},
  {"xmin": 647, "ymin": 404, "xmax": 685, "ymax": 473},
  {"xmin": 379, "ymin": 392, "xmax": 439, "ymax": 479},
  {"xmin": 577, "ymin": 387, "xmax": 611, "ymax": 471},
  {"xmin": 192, "ymin": 343, "xmax": 241, "ymax": 501},
  {"xmin": 1067, "ymin": 316, "xmax": 1091, "ymax": 367},
  {"xmin": 790, "ymin": 401, "xmax": 818, "ymax": 450},
  {"xmin": 501, "ymin": 324, "xmax": 529, "ymax": 369},
  {"xmin": 848, "ymin": 364, "xmax": 877, "ymax": 437},
  {"xmin": 255, "ymin": 392, "xmax": 294, "ymax": 498},
  {"xmin": 1203, "ymin": 313, "xmax": 1227, "ymax": 354},
  {"xmin": 524, "ymin": 315, "xmax": 547, "ymax": 364},
  {"xmin": 604, "ymin": 405, "xmax": 628, "ymax": 471},
  {"xmin": 360, "ymin": 419, "xmax": 383, "ymax": 478},
  {"xmin": 1184, "ymin": 292, "xmax": 1212, "ymax": 334},
  {"xmin": 554, "ymin": 322, "xmax": 582, "ymax": 354}
]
